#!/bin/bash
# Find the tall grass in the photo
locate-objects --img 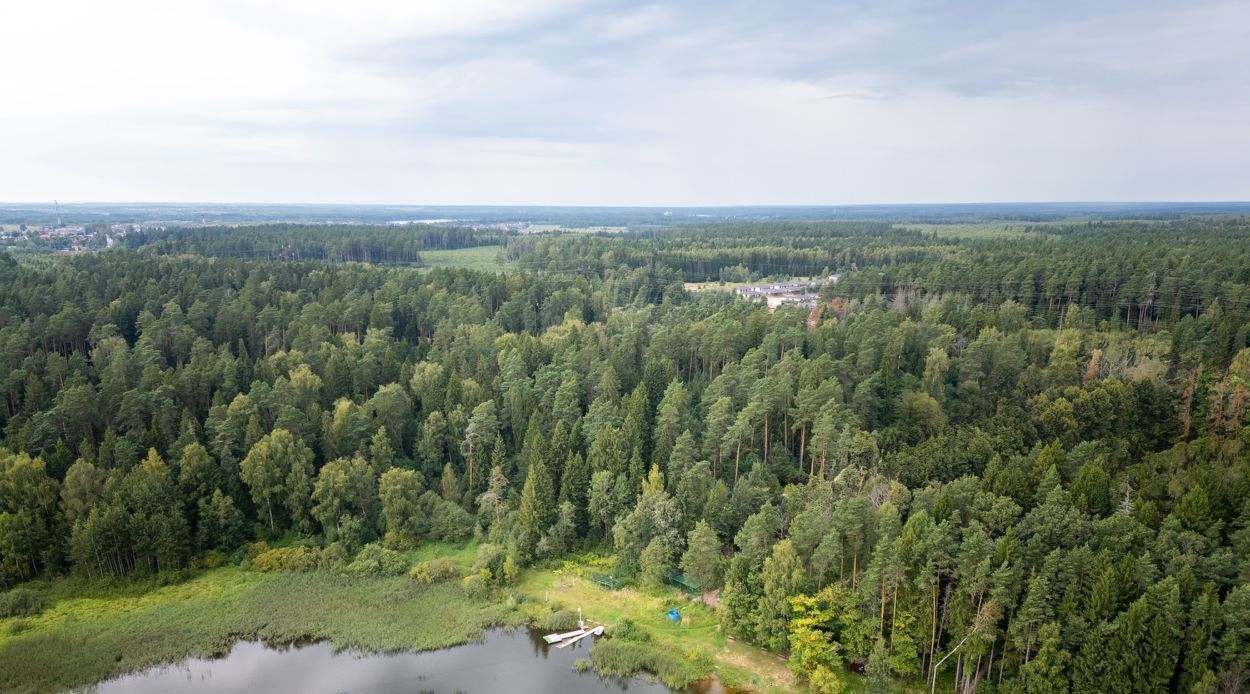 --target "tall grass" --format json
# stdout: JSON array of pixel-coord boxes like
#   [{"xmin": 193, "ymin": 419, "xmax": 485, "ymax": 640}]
[
  {"xmin": 0, "ymin": 566, "xmax": 519, "ymax": 694},
  {"xmin": 589, "ymin": 637, "xmax": 711, "ymax": 689}
]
